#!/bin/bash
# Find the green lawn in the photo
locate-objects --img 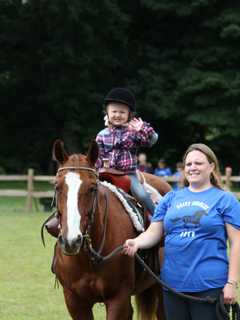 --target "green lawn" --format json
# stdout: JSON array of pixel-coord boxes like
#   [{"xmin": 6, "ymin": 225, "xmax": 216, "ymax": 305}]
[
  {"xmin": 1, "ymin": 196, "xmax": 239, "ymax": 319},
  {"xmin": 0, "ymin": 197, "xmax": 106, "ymax": 320}
]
